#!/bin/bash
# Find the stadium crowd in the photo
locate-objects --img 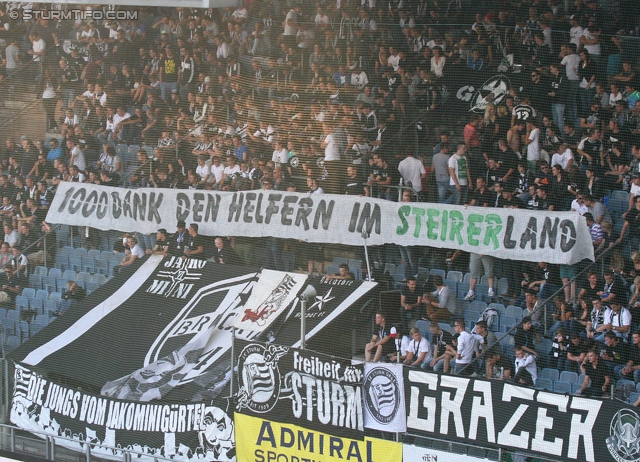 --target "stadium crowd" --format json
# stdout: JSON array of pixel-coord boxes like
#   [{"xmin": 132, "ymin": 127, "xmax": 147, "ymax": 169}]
[{"xmin": 0, "ymin": 1, "xmax": 639, "ymax": 389}]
